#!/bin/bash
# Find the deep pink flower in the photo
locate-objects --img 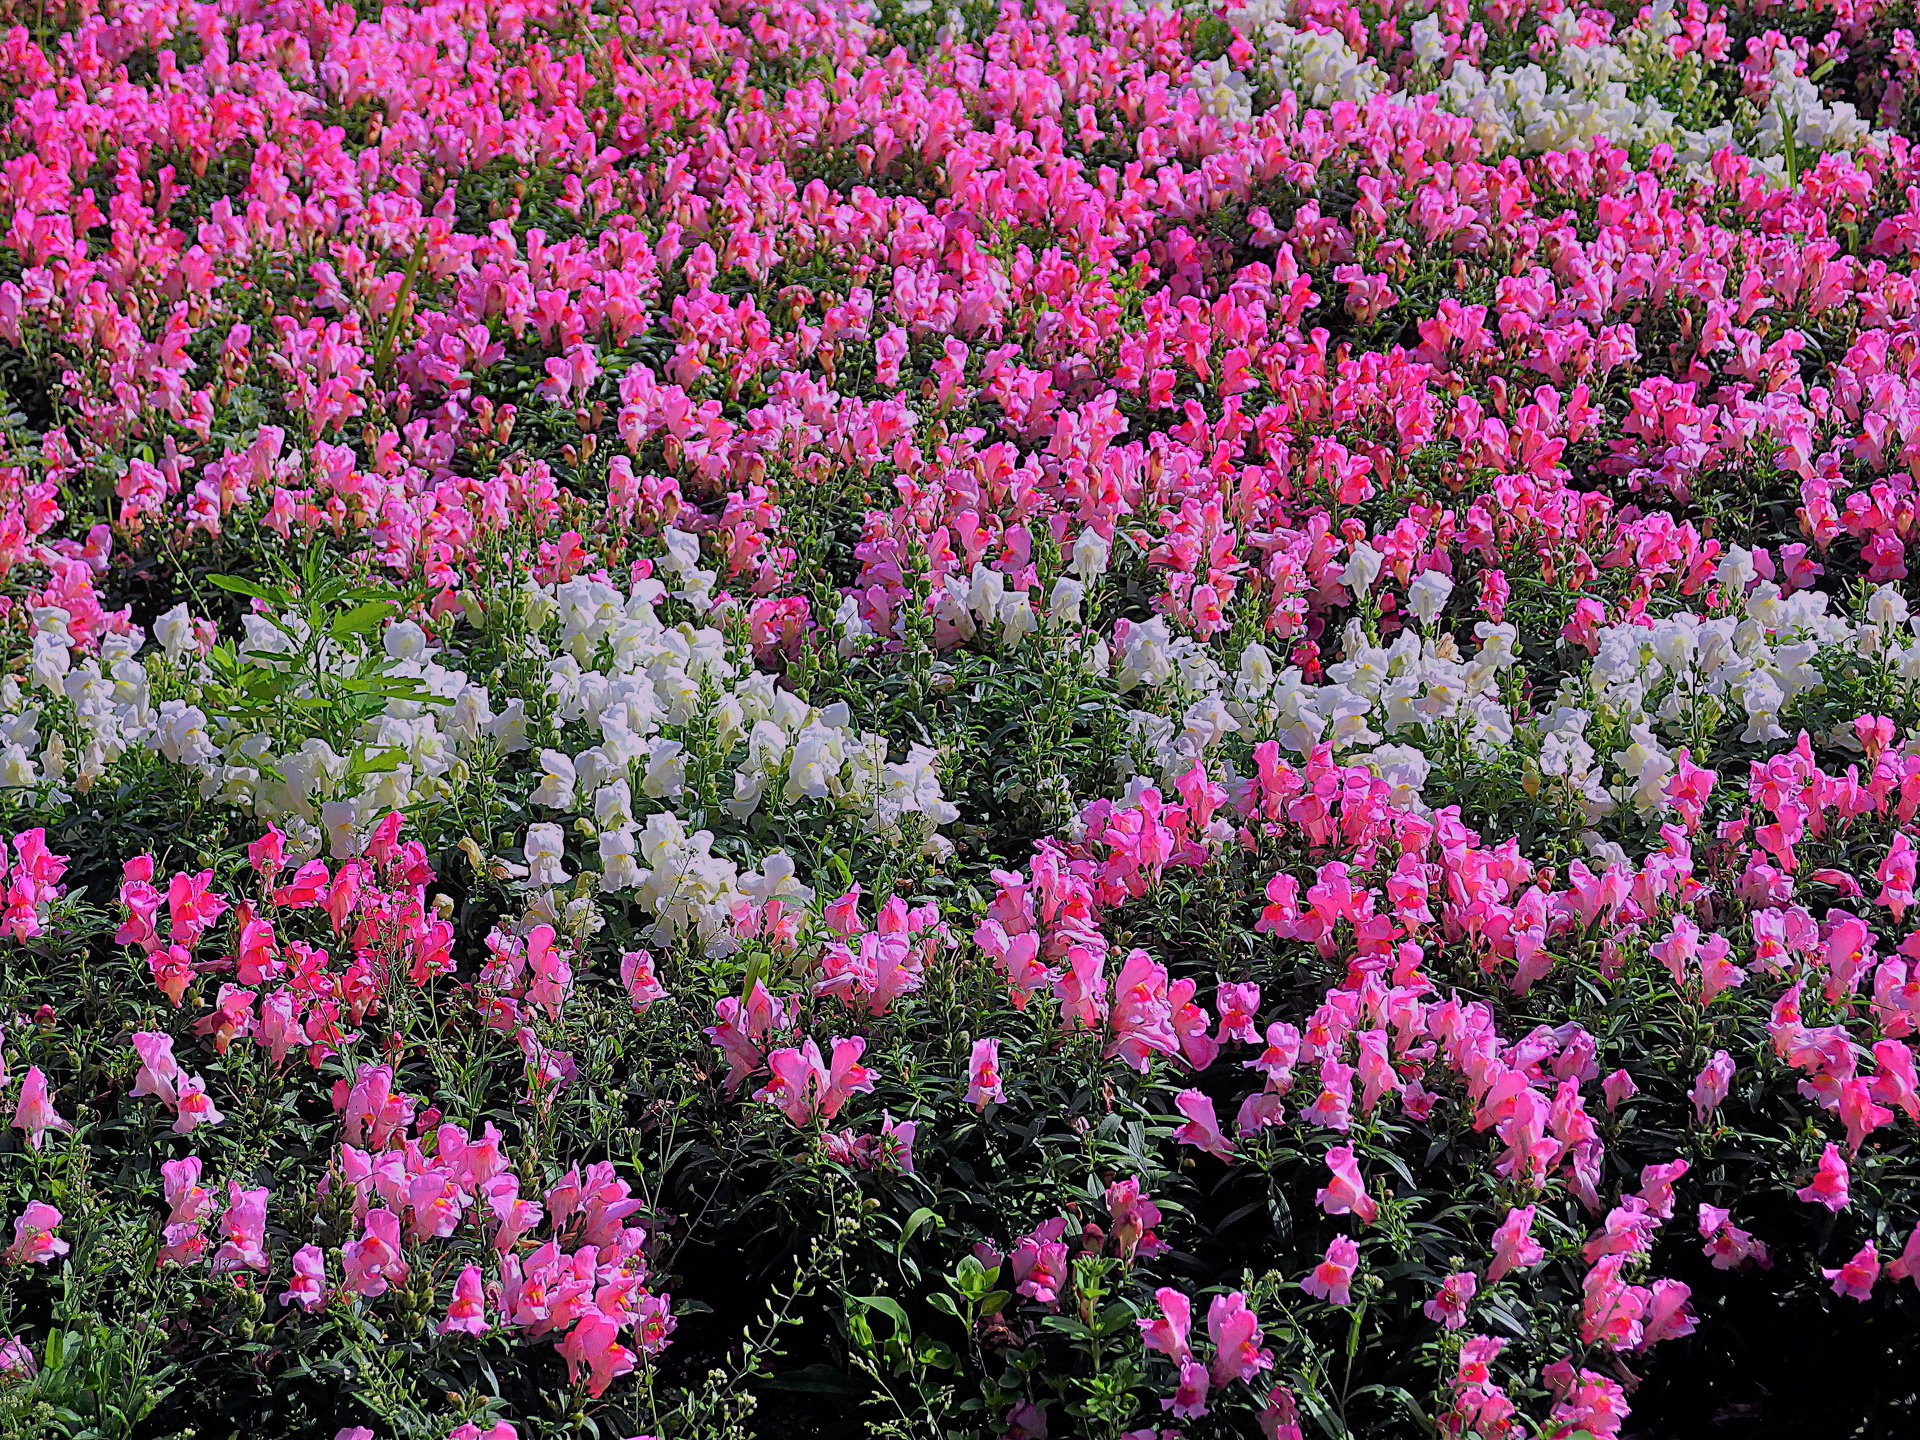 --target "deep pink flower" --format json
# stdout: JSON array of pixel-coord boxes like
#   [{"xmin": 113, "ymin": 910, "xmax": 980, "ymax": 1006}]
[
  {"xmin": 619, "ymin": 950, "xmax": 666, "ymax": 1012},
  {"xmin": 1166, "ymin": 1357, "xmax": 1209, "ymax": 1420},
  {"xmin": 966, "ymin": 1037, "xmax": 1005, "ymax": 1109},
  {"xmin": 11, "ymin": 1066, "xmax": 69, "ymax": 1150},
  {"xmin": 1639, "ymin": 1279, "xmax": 1696, "ymax": 1346},
  {"xmin": 4, "ymin": 1202, "xmax": 65, "ymax": 1265},
  {"xmin": 1889, "ymin": 1224, "xmax": 1920, "ymax": 1288},
  {"xmin": 558, "ymin": 1308, "xmax": 635, "ymax": 1397},
  {"xmin": 1314, "ymin": 1145, "xmax": 1376, "ymax": 1225},
  {"xmin": 1824, "ymin": 1243, "xmax": 1881, "ymax": 1301},
  {"xmin": 1138, "ymin": 1286, "xmax": 1192, "ymax": 1363},
  {"xmin": 1423, "ymin": 1271, "xmax": 1477, "ymax": 1331},
  {"xmin": 281, "ymin": 1245, "xmax": 327, "ymax": 1311},
  {"xmin": 439, "ymin": 1263, "xmax": 490, "ymax": 1336},
  {"xmin": 1486, "ymin": 1205, "xmax": 1543, "ymax": 1283},
  {"xmin": 341, "ymin": 1208, "xmax": 407, "ymax": 1298},
  {"xmin": 1797, "ymin": 1143, "xmax": 1851, "ymax": 1212},
  {"xmin": 1302, "ymin": 1236, "xmax": 1359, "ymax": 1306},
  {"xmin": 129, "ymin": 1032, "xmax": 182, "ymax": 1109},
  {"xmin": 1206, "ymin": 1291, "xmax": 1273, "ymax": 1386},
  {"xmin": 1688, "ymin": 1050, "xmax": 1734, "ymax": 1122},
  {"xmin": 210, "ymin": 1184, "xmax": 269, "ymax": 1275},
  {"xmin": 1171, "ymin": 1090, "xmax": 1233, "ymax": 1161}
]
